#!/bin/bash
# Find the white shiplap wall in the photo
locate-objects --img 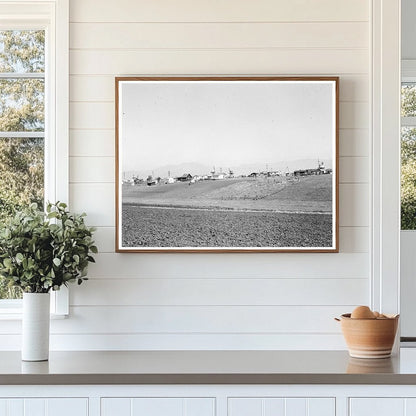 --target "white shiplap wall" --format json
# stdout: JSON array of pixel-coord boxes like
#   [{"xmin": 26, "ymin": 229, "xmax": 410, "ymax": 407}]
[{"xmin": 35, "ymin": 0, "xmax": 371, "ymax": 350}]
